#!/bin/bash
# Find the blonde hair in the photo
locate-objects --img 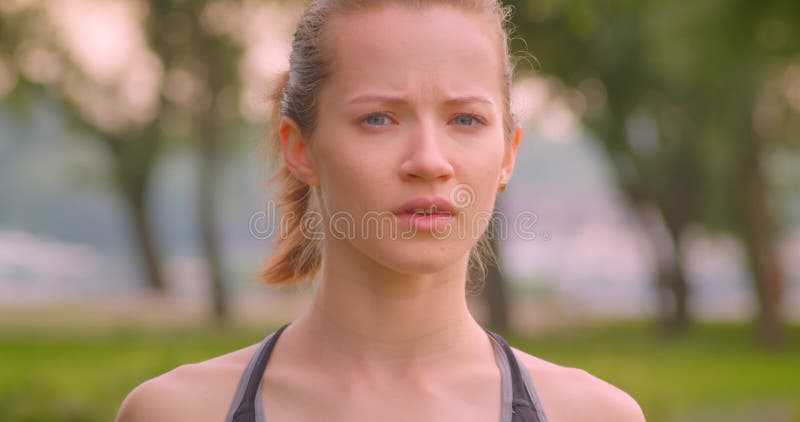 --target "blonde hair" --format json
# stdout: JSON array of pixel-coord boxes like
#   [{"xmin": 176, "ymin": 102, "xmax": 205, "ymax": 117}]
[{"xmin": 260, "ymin": 0, "xmax": 518, "ymax": 292}]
